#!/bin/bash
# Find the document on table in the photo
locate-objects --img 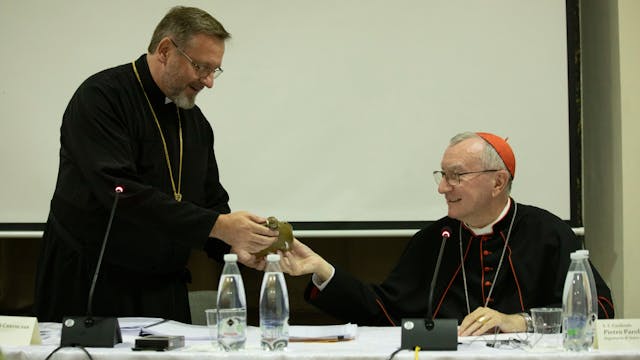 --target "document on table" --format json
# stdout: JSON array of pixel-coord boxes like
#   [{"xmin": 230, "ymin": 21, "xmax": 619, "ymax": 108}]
[
  {"xmin": 119, "ymin": 317, "xmax": 164, "ymax": 332},
  {"xmin": 290, "ymin": 324, "xmax": 357, "ymax": 342},
  {"xmin": 114, "ymin": 317, "xmax": 165, "ymax": 338},
  {"xmin": 140, "ymin": 320, "xmax": 357, "ymax": 342},
  {"xmin": 142, "ymin": 320, "xmax": 212, "ymax": 340},
  {"xmin": 459, "ymin": 332, "xmax": 531, "ymax": 346}
]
